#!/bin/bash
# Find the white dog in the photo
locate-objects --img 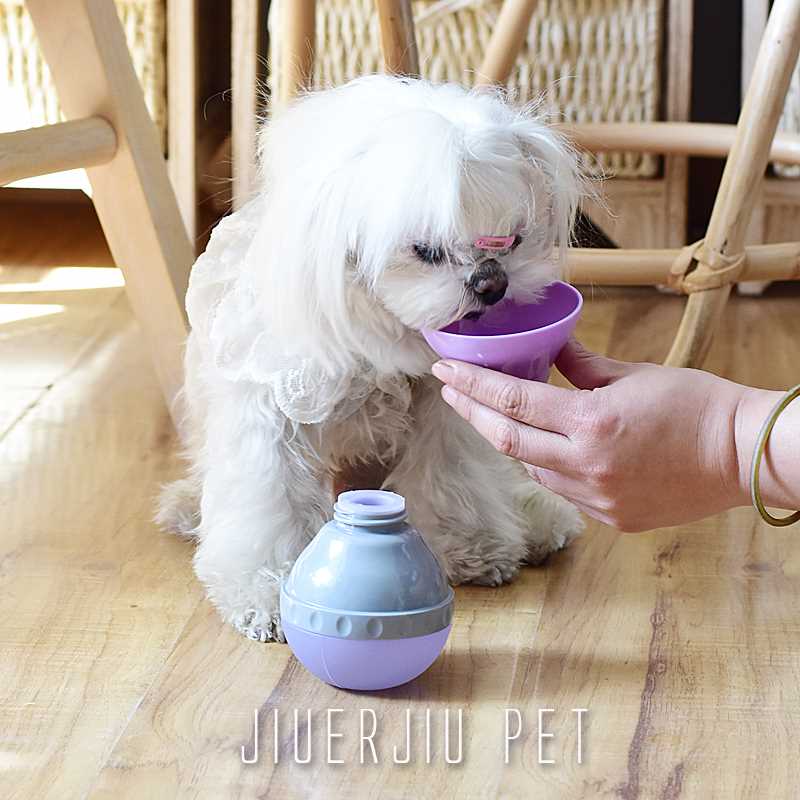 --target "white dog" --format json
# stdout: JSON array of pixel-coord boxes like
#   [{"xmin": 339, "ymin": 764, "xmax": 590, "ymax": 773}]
[{"xmin": 157, "ymin": 75, "xmax": 585, "ymax": 642}]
